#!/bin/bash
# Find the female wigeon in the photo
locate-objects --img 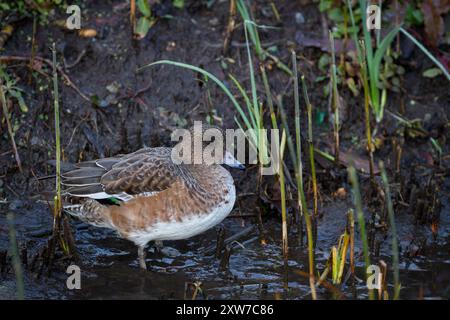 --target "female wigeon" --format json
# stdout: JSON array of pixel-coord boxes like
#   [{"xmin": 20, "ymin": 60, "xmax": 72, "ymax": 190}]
[{"xmin": 62, "ymin": 124, "xmax": 244, "ymax": 269}]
